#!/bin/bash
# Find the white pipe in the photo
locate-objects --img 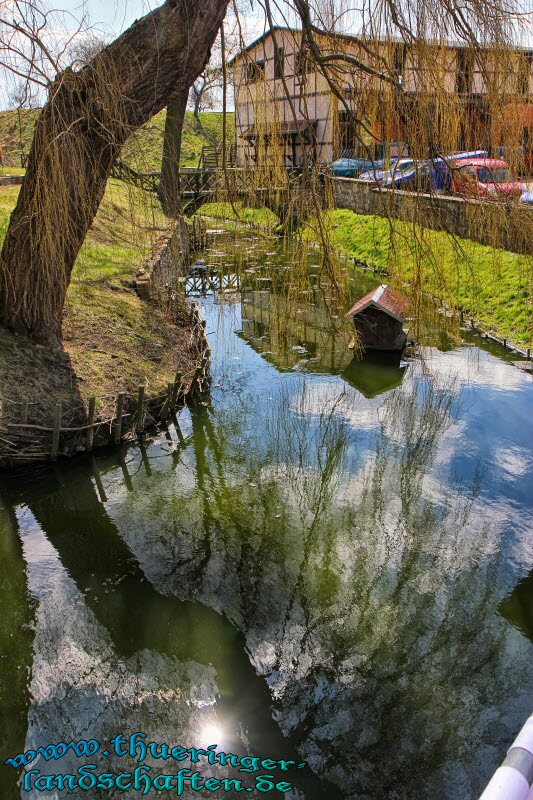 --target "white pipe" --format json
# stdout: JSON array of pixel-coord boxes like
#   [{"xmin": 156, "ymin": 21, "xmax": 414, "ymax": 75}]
[
  {"xmin": 480, "ymin": 767, "xmax": 529, "ymax": 800},
  {"xmin": 480, "ymin": 715, "xmax": 533, "ymax": 800}
]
